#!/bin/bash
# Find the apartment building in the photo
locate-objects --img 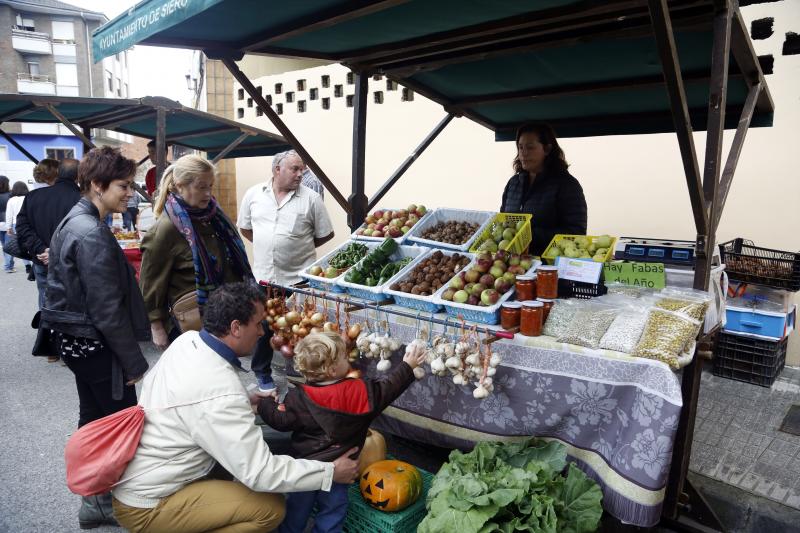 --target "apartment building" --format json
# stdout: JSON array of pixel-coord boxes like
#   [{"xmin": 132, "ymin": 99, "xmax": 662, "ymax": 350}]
[{"xmin": 0, "ymin": 0, "xmax": 130, "ymax": 179}]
